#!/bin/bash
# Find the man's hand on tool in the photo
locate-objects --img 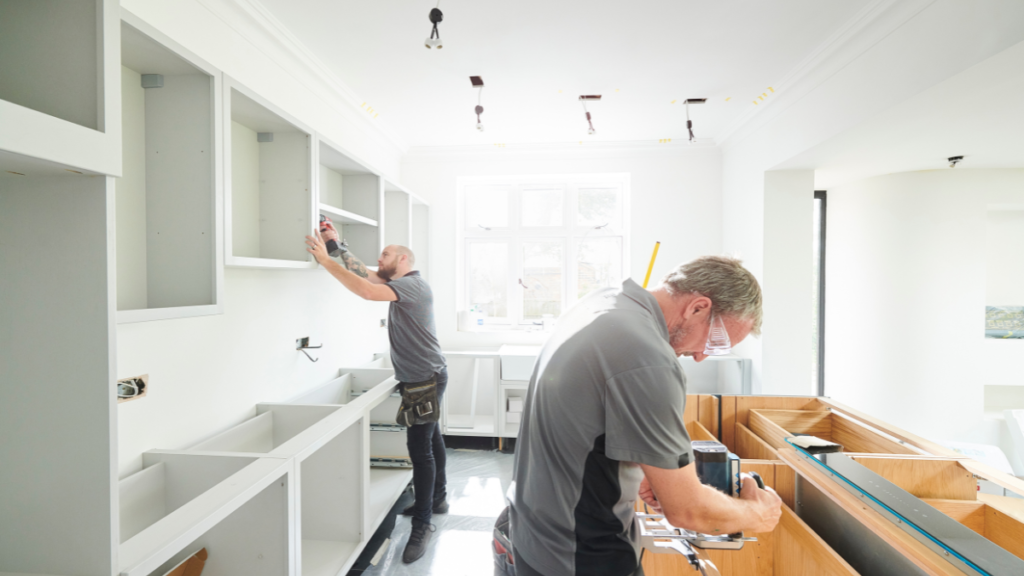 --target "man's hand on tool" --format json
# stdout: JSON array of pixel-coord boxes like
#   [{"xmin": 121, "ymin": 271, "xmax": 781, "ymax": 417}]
[
  {"xmin": 639, "ymin": 476, "xmax": 662, "ymax": 513},
  {"xmin": 738, "ymin": 474, "xmax": 782, "ymax": 533},
  {"xmin": 306, "ymin": 230, "xmax": 332, "ymax": 265}
]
